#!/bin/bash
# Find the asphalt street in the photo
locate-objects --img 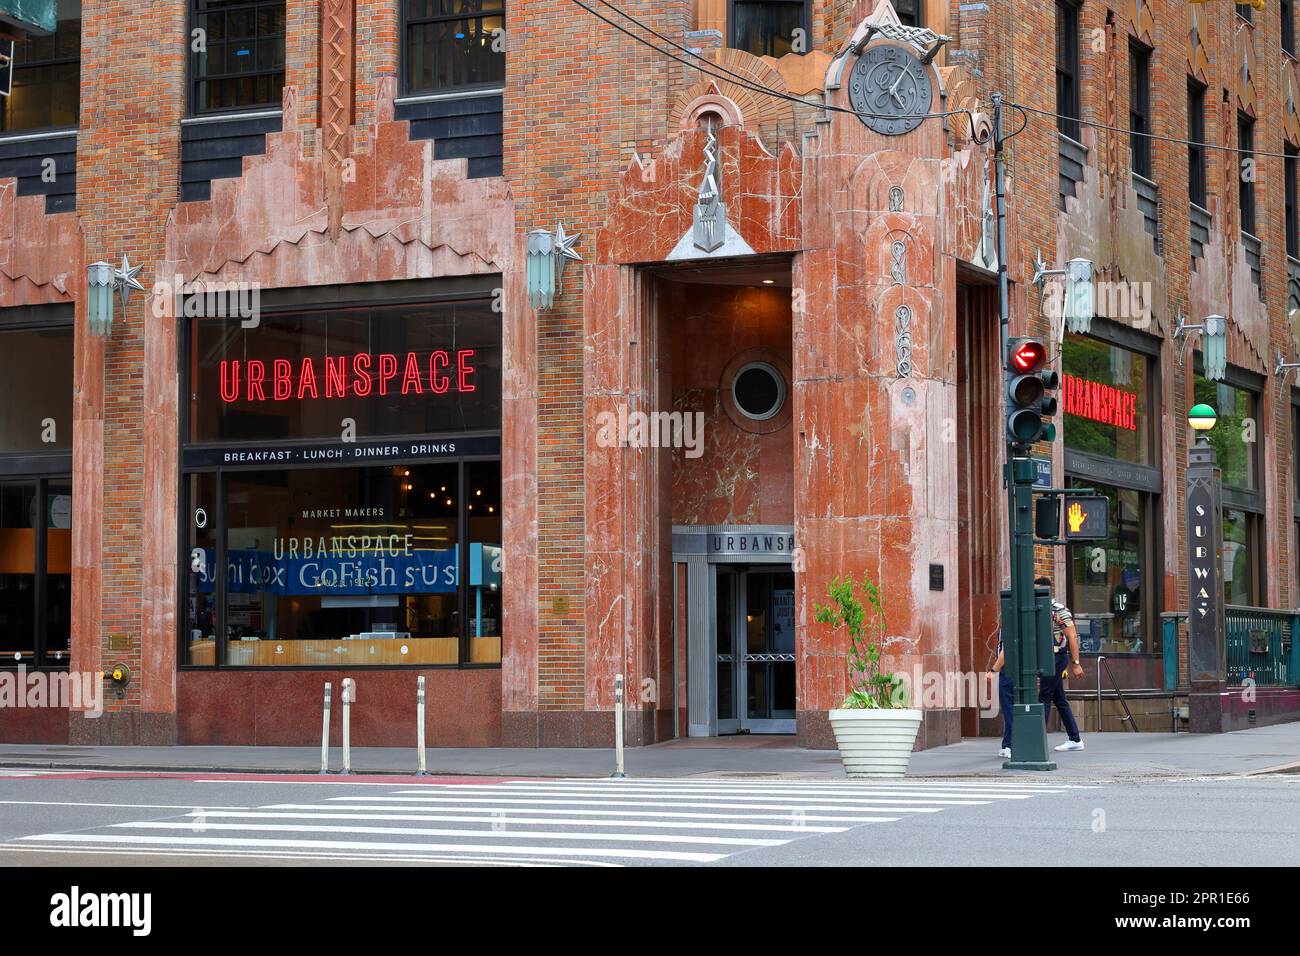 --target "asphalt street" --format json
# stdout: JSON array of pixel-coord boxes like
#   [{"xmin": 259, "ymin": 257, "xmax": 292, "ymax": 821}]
[{"xmin": 0, "ymin": 768, "xmax": 1295, "ymax": 867}]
